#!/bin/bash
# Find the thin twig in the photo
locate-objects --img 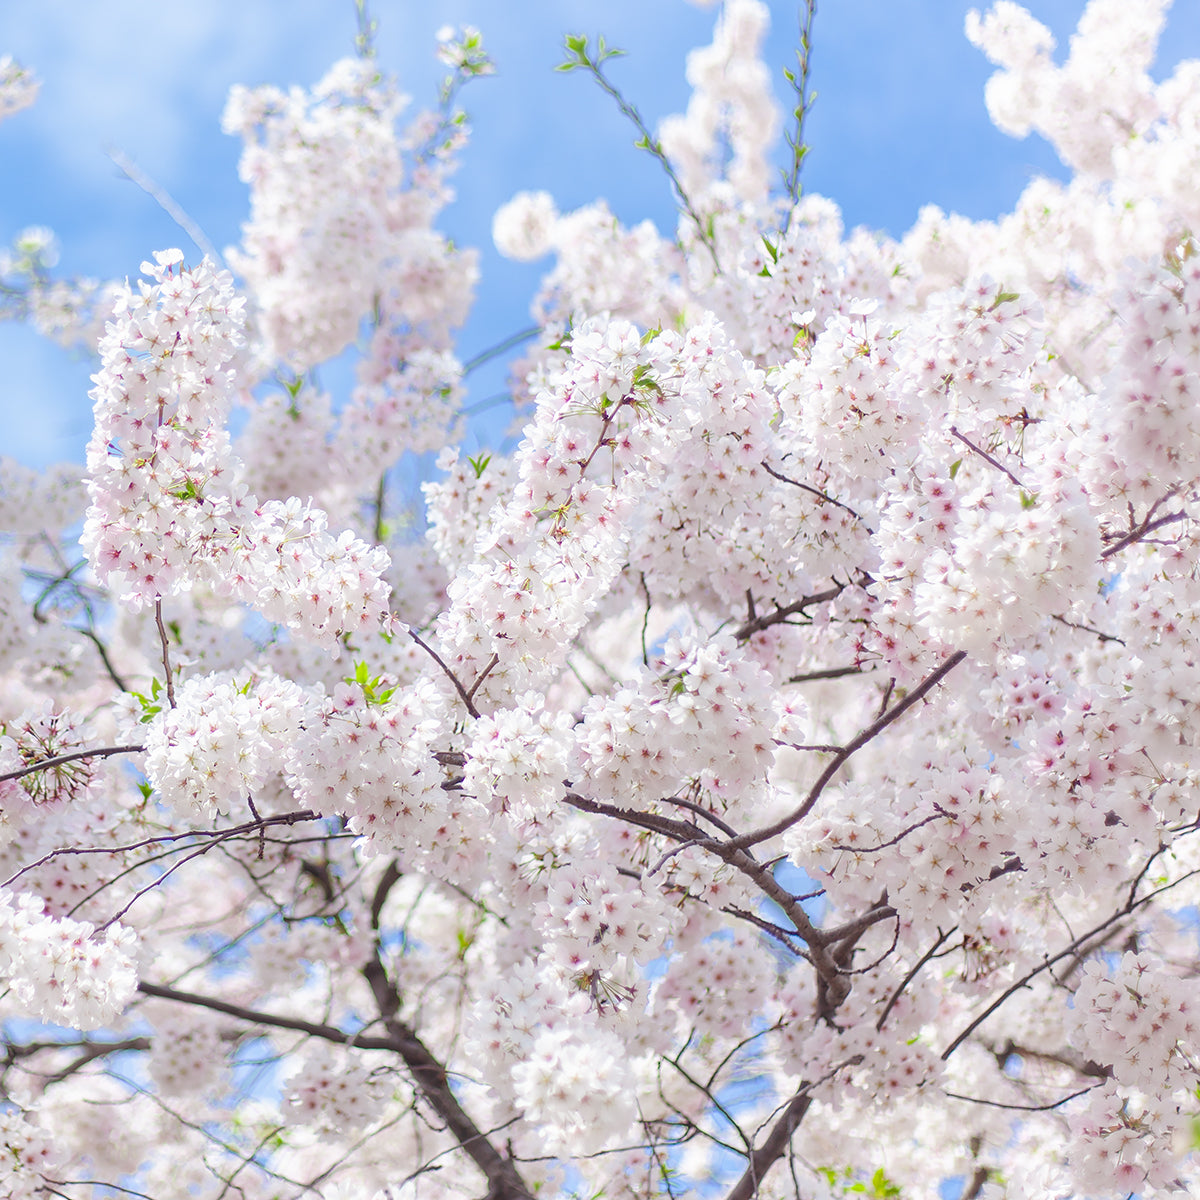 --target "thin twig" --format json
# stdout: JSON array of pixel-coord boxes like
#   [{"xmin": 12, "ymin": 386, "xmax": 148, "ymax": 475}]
[
  {"xmin": 154, "ymin": 600, "xmax": 177, "ymax": 708},
  {"xmin": 781, "ymin": 0, "xmax": 817, "ymax": 210},
  {"xmin": 108, "ymin": 147, "xmax": 220, "ymax": 263},
  {"xmin": 725, "ymin": 650, "xmax": 968, "ymax": 850},
  {"xmin": 463, "ymin": 325, "xmax": 541, "ymax": 374},
  {"xmin": 949, "ymin": 425, "xmax": 1025, "ymax": 490},
  {"xmin": 0, "ymin": 743, "xmax": 145, "ymax": 786},
  {"xmin": 559, "ymin": 36, "xmax": 719, "ymax": 271},
  {"xmin": 408, "ymin": 628, "xmax": 482, "ymax": 719},
  {"xmin": 761, "ymin": 460, "xmax": 865, "ymax": 525}
]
